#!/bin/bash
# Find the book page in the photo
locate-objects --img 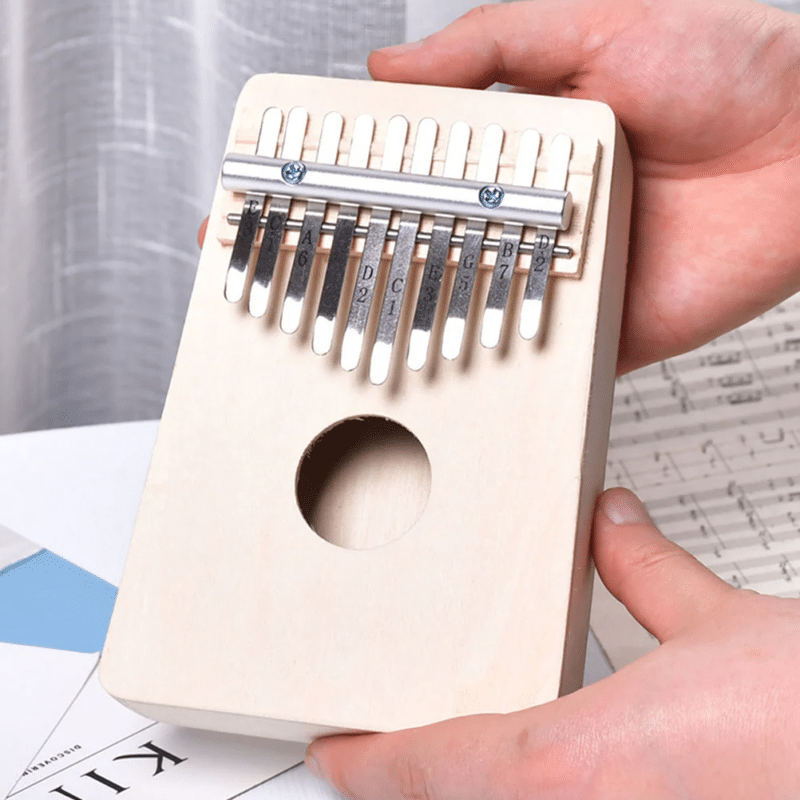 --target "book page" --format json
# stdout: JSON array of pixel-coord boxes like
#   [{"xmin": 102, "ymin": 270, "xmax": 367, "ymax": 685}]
[
  {"xmin": 8, "ymin": 667, "xmax": 303, "ymax": 800},
  {"xmin": 591, "ymin": 292, "xmax": 800, "ymax": 668},
  {"xmin": 0, "ymin": 646, "xmax": 96, "ymax": 800}
]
